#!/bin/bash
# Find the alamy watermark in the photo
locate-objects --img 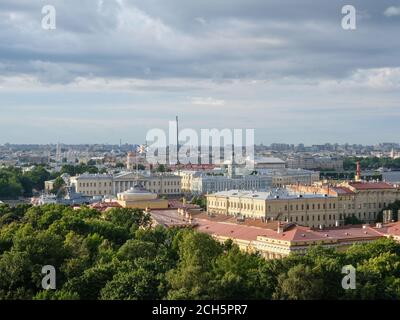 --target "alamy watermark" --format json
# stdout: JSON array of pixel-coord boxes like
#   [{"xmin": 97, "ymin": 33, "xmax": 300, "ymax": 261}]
[
  {"xmin": 341, "ymin": 265, "xmax": 356, "ymax": 290},
  {"xmin": 145, "ymin": 121, "xmax": 255, "ymax": 170},
  {"xmin": 342, "ymin": 5, "xmax": 356, "ymax": 30},
  {"xmin": 41, "ymin": 265, "xmax": 56, "ymax": 290},
  {"xmin": 41, "ymin": 5, "xmax": 56, "ymax": 30}
]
